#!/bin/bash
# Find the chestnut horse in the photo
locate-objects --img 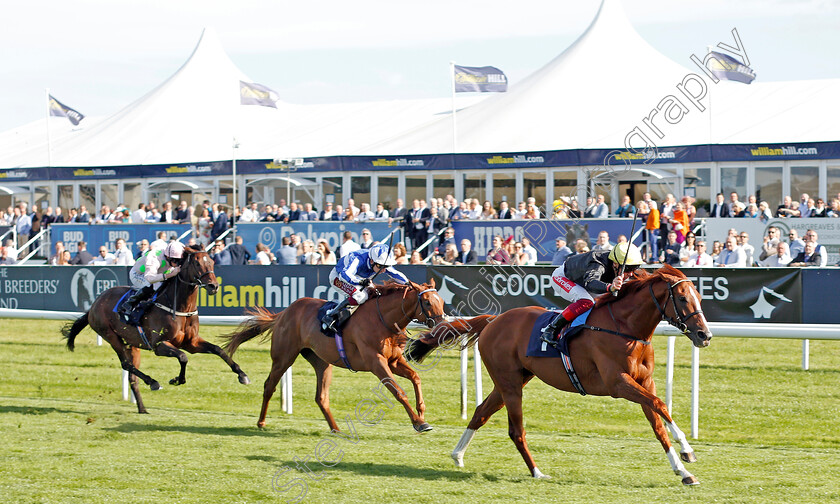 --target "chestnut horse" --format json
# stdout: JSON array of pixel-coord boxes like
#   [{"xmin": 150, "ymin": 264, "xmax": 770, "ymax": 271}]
[
  {"xmin": 62, "ymin": 247, "xmax": 250, "ymax": 413},
  {"xmin": 406, "ymin": 265, "xmax": 712, "ymax": 485},
  {"xmin": 221, "ymin": 280, "xmax": 445, "ymax": 432}
]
